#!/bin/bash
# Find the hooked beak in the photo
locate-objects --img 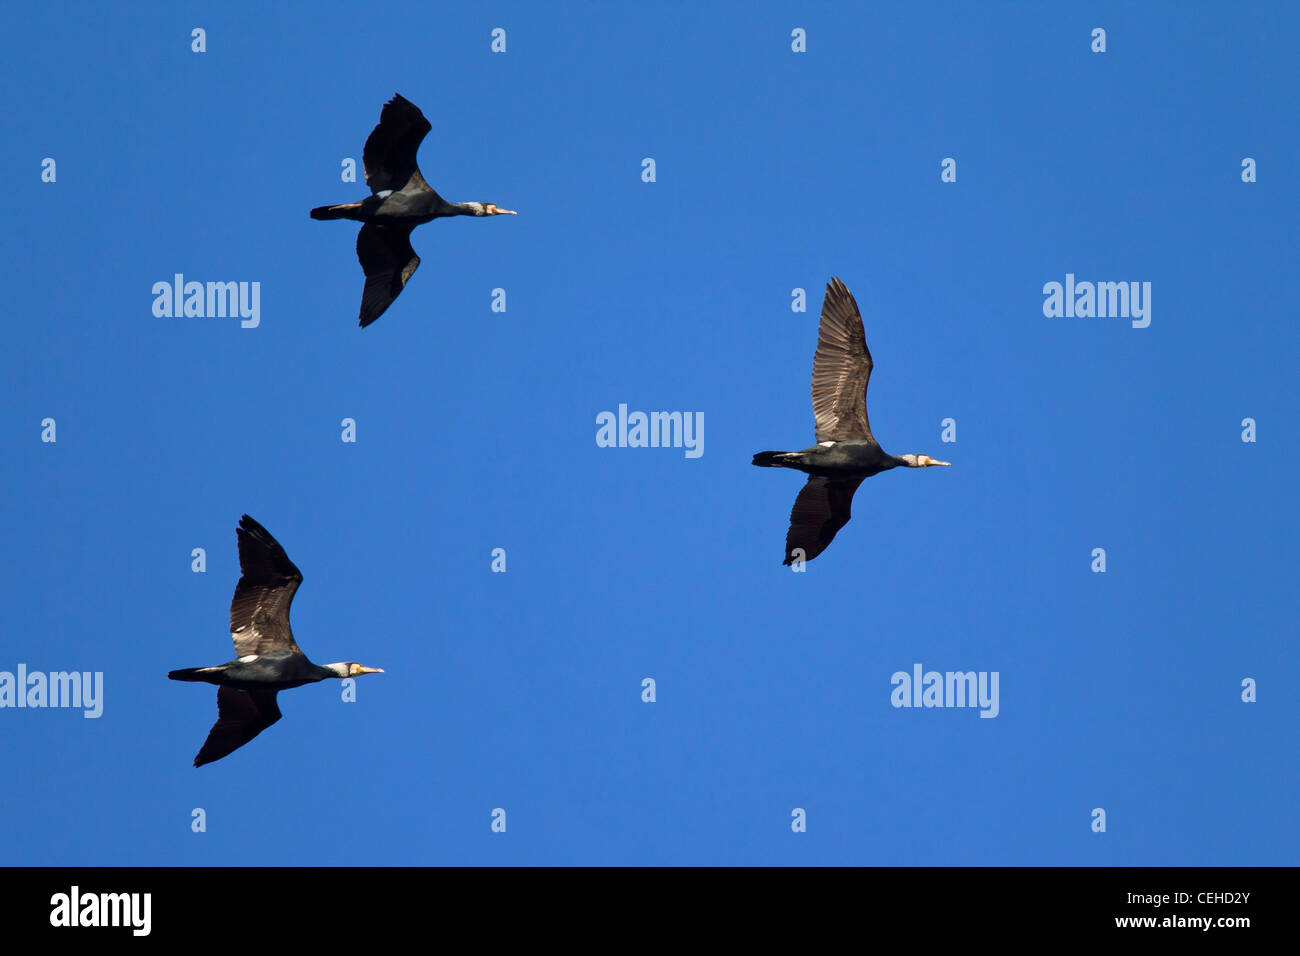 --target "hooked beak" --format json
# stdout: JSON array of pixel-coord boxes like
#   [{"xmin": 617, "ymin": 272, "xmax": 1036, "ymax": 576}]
[
  {"xmin": 354, "ymin": 665, "xmax": 385, "ymax": 675},
  {"xmin": 924, "ymin": 456, "xmax": 951, "ymax": 467},
  {"xmin": 487, "ymin": 205, "xmax": 517, "ymax": 215}
]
